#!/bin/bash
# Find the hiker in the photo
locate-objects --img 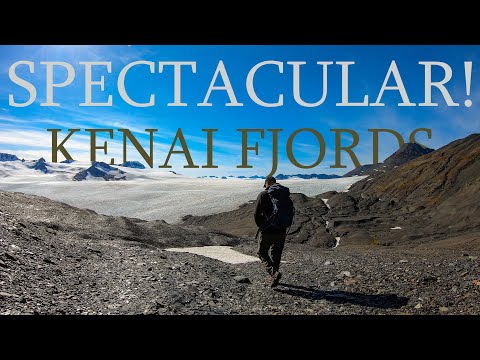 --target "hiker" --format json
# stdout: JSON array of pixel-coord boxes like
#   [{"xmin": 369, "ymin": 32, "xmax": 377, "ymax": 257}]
[{"xmin": 254, "ymin": 176, "xmax": 294, "ymax": 288}]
